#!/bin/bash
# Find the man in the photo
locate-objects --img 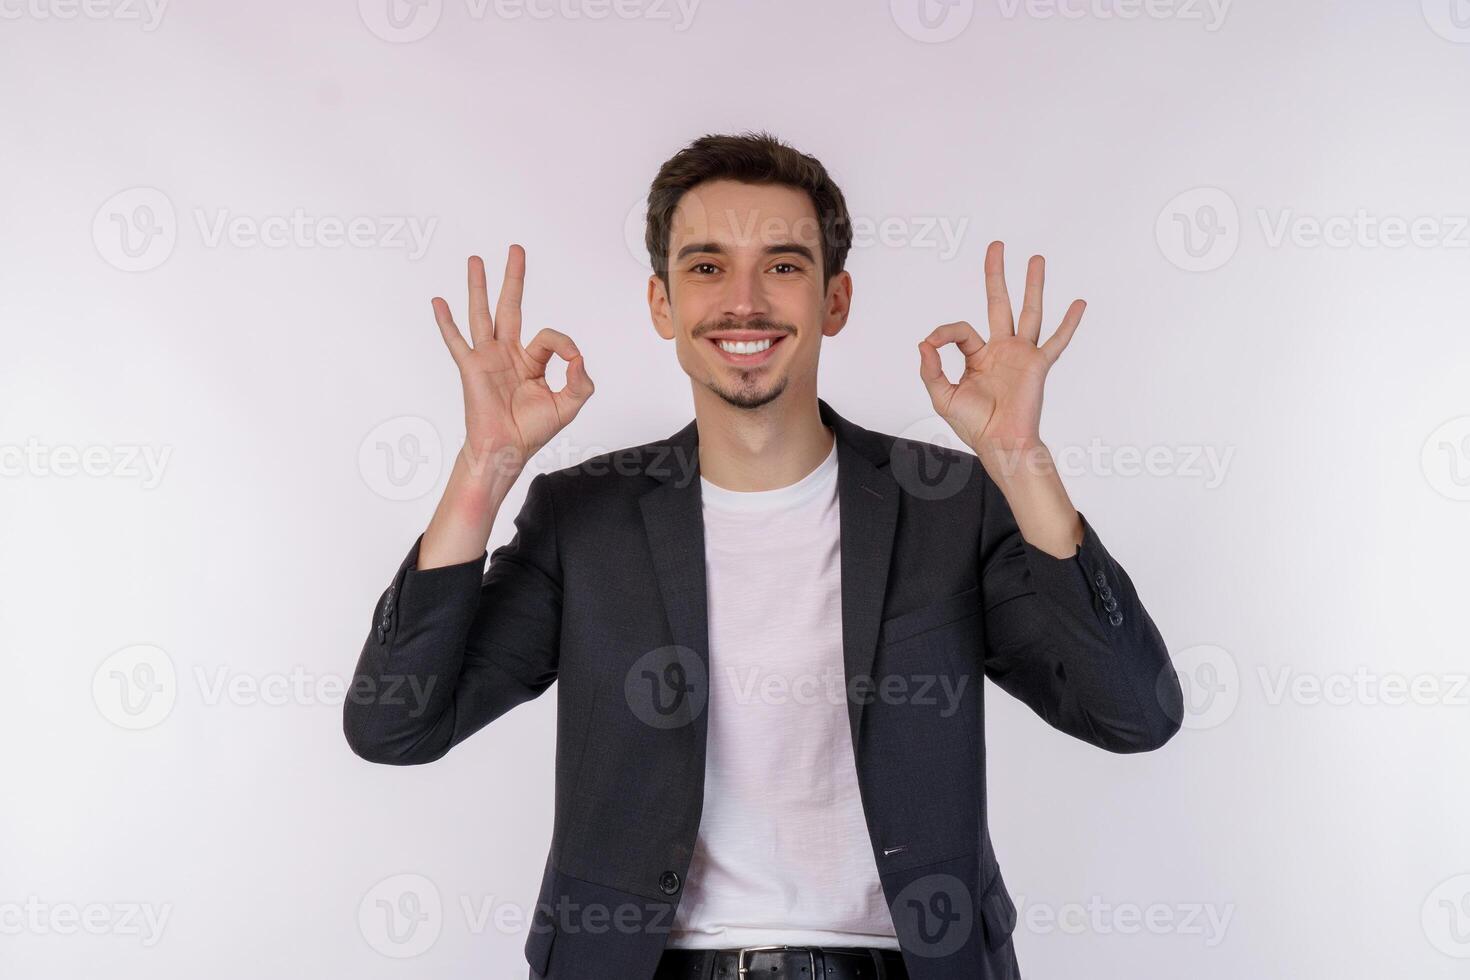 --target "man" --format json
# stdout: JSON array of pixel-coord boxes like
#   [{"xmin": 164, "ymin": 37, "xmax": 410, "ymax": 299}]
[{"xmin": 344, "ymin": 132, "xmax": 1183, "ymax": 980}]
